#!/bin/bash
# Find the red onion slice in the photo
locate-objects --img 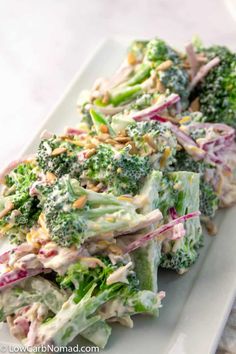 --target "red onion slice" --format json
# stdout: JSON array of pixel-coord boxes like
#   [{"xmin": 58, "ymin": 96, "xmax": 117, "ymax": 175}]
[{"xmin": 124, "ymin": 211, "xmax": 200, "ymax": 254}]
